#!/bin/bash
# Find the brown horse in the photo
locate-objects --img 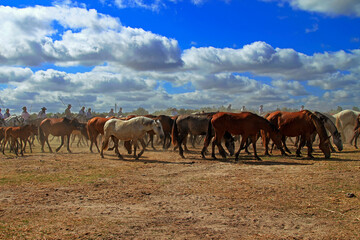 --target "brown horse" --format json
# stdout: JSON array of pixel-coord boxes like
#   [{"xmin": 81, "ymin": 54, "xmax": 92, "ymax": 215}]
[
  {"xmin": 87, "ymin": 117, "xmax": 114, "ymax": 153},
  {"xmin": 39, "ymin": 118, "xmax": 84, "ymax": 153},
  {"xmin": 264, "ymin": 110, "xmax": 331, "ymax": 159},
  {"xmin": 2, "ymin": 124, "xmax": 37, "ymax": 156},
  {"xmin": 203, "ymin": 112, "xmax": 286, "ymax": 161}
]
